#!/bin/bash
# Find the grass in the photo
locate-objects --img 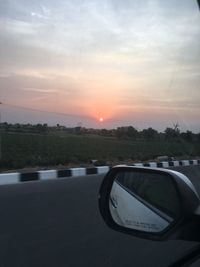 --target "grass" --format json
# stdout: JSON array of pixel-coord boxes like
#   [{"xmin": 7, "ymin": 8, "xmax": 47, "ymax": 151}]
[{"xmin": 0, "ymin": 132, "xmax": 199, "ymax": 170}]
